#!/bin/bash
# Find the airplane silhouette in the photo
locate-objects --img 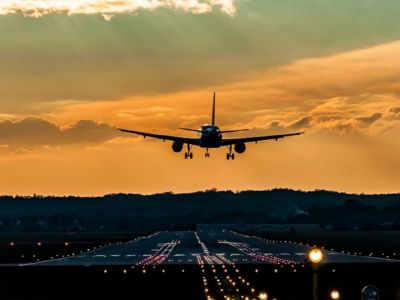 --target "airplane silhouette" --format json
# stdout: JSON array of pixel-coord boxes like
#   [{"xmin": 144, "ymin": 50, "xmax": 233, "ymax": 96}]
[{"xmin": 118, "ymin": 93, "xmax": 304, "ymax": 160}]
